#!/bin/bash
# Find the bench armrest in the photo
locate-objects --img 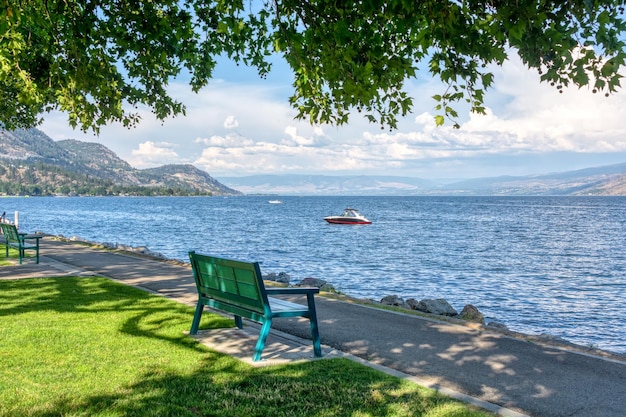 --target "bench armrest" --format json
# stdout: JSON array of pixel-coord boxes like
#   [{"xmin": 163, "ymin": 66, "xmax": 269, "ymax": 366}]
[
  {"xmin": 265, "ymin": 287, "xmax": 320, "ymax": 295},
  {"xmin": 20, "ymin": 234, "xmax": 42, "ymax": 240}
]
